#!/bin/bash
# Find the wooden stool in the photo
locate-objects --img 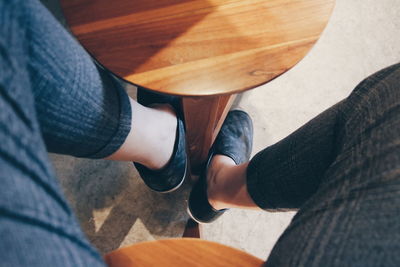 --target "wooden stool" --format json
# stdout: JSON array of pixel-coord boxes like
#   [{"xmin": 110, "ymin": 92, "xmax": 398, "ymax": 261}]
[
  {"xmin": 60, "ymin": 0, "xmax": 335, "ymax": 172},
  {"xmin": 61, "ymin": 0, "xmax": 335, "ymax": 238},
  {"xmin": 105, "ymin": 238, "xmax": 264, "ymax": 267}
]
